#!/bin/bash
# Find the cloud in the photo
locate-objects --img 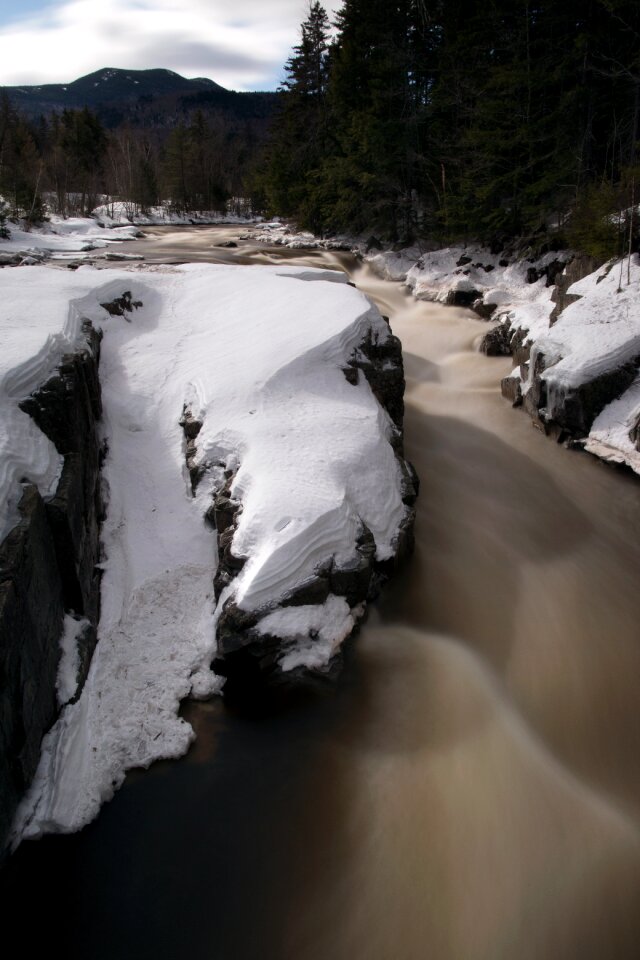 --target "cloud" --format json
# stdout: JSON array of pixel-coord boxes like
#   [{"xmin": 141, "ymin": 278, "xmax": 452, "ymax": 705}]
[{"xmin": 0, "ymin": 0, "xmax": 344, "ymax": 91}]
